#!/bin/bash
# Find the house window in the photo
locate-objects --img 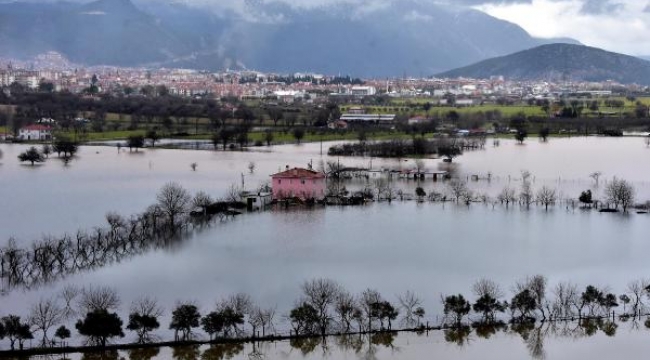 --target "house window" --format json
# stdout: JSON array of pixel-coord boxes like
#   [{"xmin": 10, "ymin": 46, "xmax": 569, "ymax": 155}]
[
  {"xmin": 301, "ymin": 178, "xmax": 306, "ymax": 184},
  {"xmin": 278, "ymin": 179, "xmax": 281, "ymax": 184}
]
